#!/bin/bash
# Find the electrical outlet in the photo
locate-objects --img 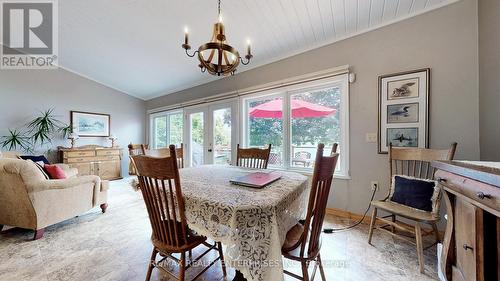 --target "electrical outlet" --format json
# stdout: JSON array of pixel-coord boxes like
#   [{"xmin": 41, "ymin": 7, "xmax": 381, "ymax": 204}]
[
  {"xmin": 366, "ymin": 133, "xmax": 377, "ymax": 143},
  {"xmin": 370, "ymin": 181, "xmax": 379, "ymax": 191}
]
